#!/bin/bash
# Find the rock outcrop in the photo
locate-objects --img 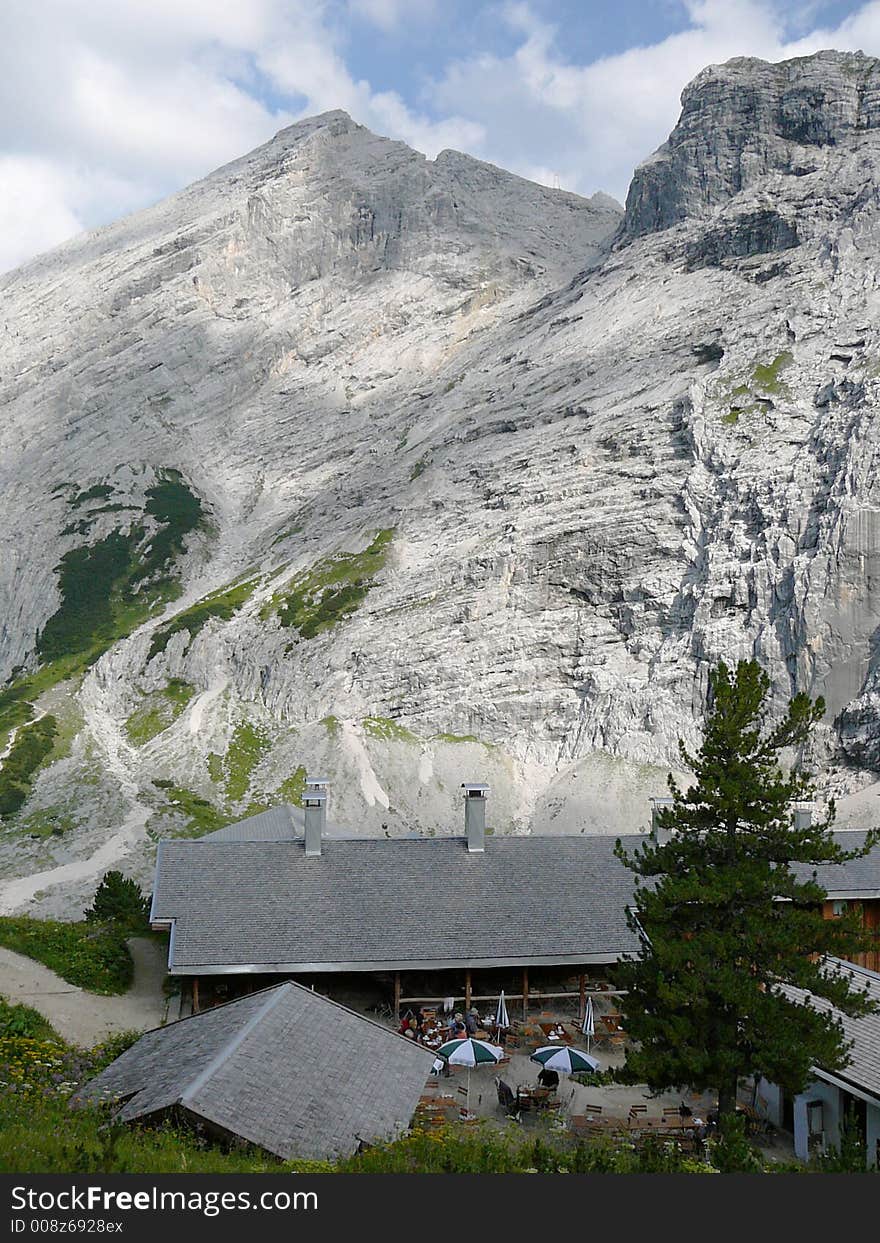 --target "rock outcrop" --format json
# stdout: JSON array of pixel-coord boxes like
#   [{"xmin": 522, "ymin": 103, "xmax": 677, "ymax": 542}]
[{"xmin": 3, "ymin": 52, "xmax": 880, "ymax": 916}]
